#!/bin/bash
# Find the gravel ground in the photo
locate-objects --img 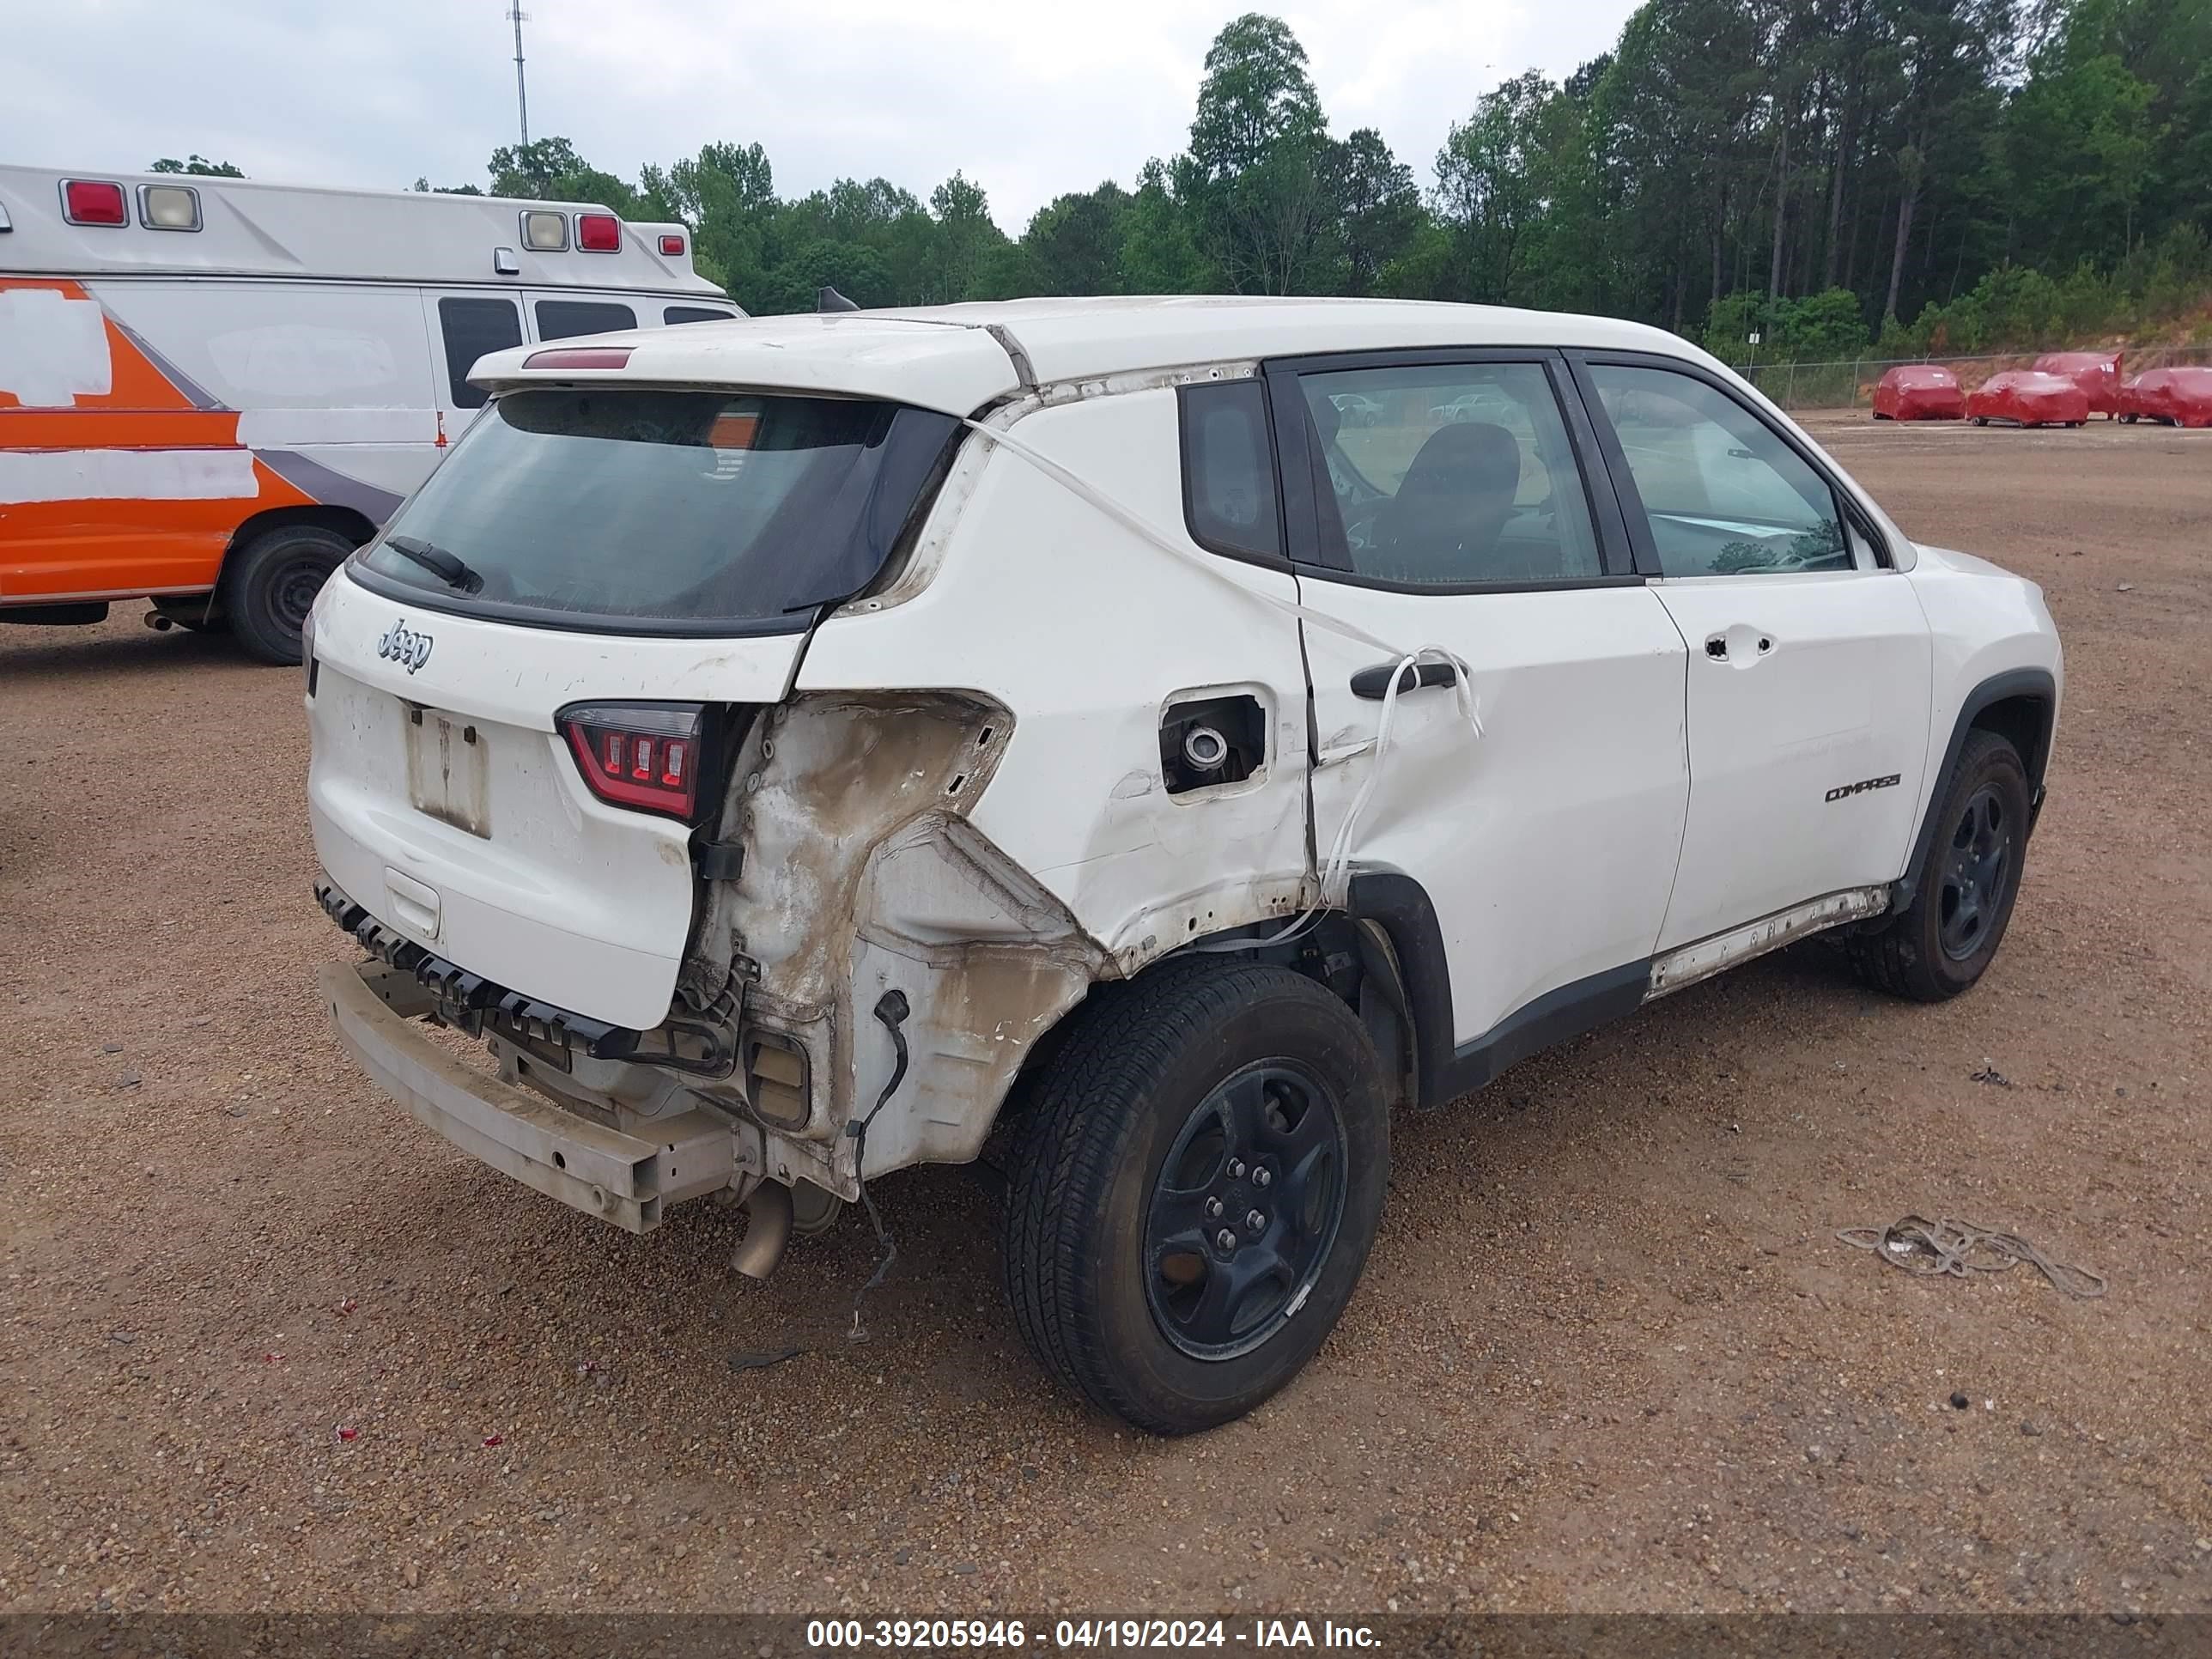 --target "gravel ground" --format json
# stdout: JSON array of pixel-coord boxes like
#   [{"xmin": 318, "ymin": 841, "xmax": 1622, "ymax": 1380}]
[{"xmin": 2, "ymin": 414, "xmax": 2209, "ymax": 1618}]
